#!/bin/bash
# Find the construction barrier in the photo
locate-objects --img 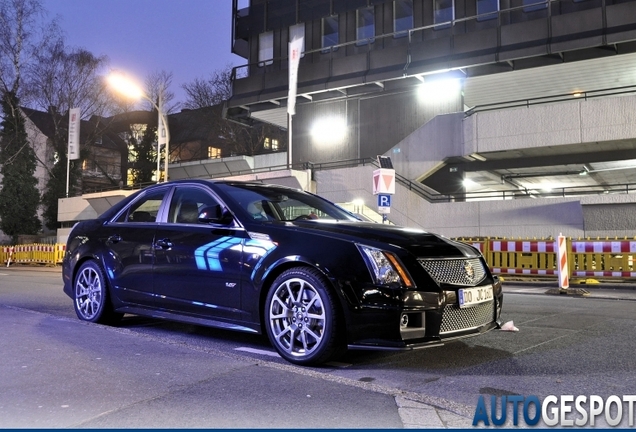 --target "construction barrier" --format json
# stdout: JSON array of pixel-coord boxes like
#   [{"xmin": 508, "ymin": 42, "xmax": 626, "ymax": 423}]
[
  {"xmin": 2, "ymin": 237, "xmax": 636, "ymax": 279},
  {"xmin": 1, "ymin": 243, "xmax": 66, "ymax": 266},
  {"xmin": 454, "ymin": 237, "xmax": 636, "ymax": 280}
]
